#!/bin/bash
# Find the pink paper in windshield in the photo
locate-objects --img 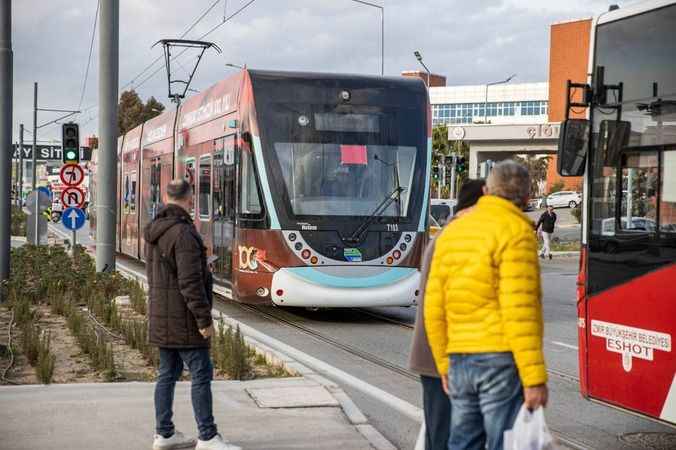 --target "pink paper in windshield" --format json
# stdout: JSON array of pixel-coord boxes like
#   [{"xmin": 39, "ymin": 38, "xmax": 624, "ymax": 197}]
[{"xmin": 340, "ymin": 145, "xmax": 368, "ymax": 165}]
